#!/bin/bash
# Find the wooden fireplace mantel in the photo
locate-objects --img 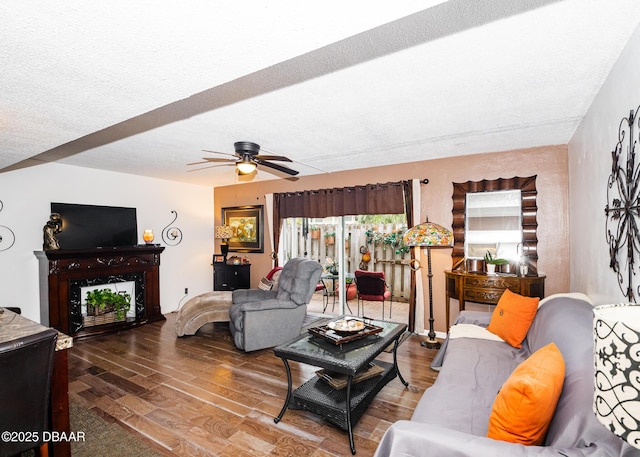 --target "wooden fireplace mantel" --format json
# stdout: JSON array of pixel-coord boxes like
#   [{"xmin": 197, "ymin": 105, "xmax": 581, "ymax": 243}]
[{"xmin": 35, "ymin": 245, "xmax": 165, "ymax": 339}]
